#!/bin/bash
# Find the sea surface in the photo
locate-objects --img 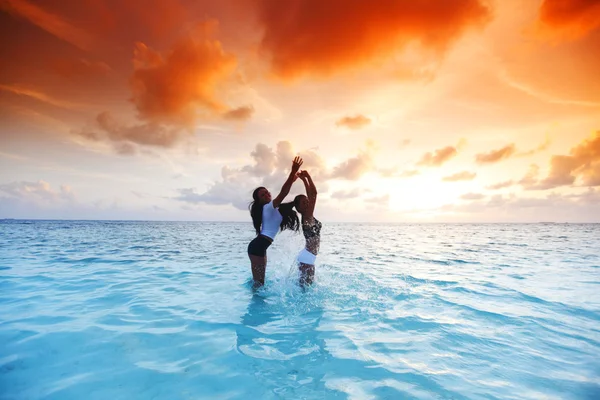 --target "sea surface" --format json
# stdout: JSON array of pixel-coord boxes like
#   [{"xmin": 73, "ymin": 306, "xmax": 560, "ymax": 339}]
[{"xmin": 1, "ymin": 220, "xmax": 599, "ymax": 400}]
